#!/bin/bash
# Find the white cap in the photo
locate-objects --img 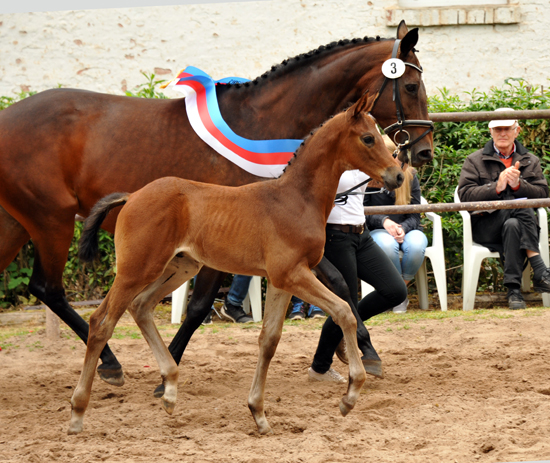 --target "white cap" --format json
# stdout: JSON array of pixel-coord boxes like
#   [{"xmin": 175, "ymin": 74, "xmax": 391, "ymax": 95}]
[{"xmin": 488, "ymin": 108, "xmax": 517, "ymax": 128}]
